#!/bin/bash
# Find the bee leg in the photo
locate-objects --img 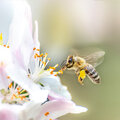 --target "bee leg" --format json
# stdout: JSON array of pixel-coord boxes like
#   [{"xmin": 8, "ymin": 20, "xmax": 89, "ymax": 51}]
[
  {"xmin": 76, "ymin": 70, "xmax": 86, "ymax": 85},
  {"xmin": 78, "ymin": 75, "xmax": 84, "ymax": 85},
  {"xmin": 75, "ymin": 69, "xmax": 84, "ymax": 85}
]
